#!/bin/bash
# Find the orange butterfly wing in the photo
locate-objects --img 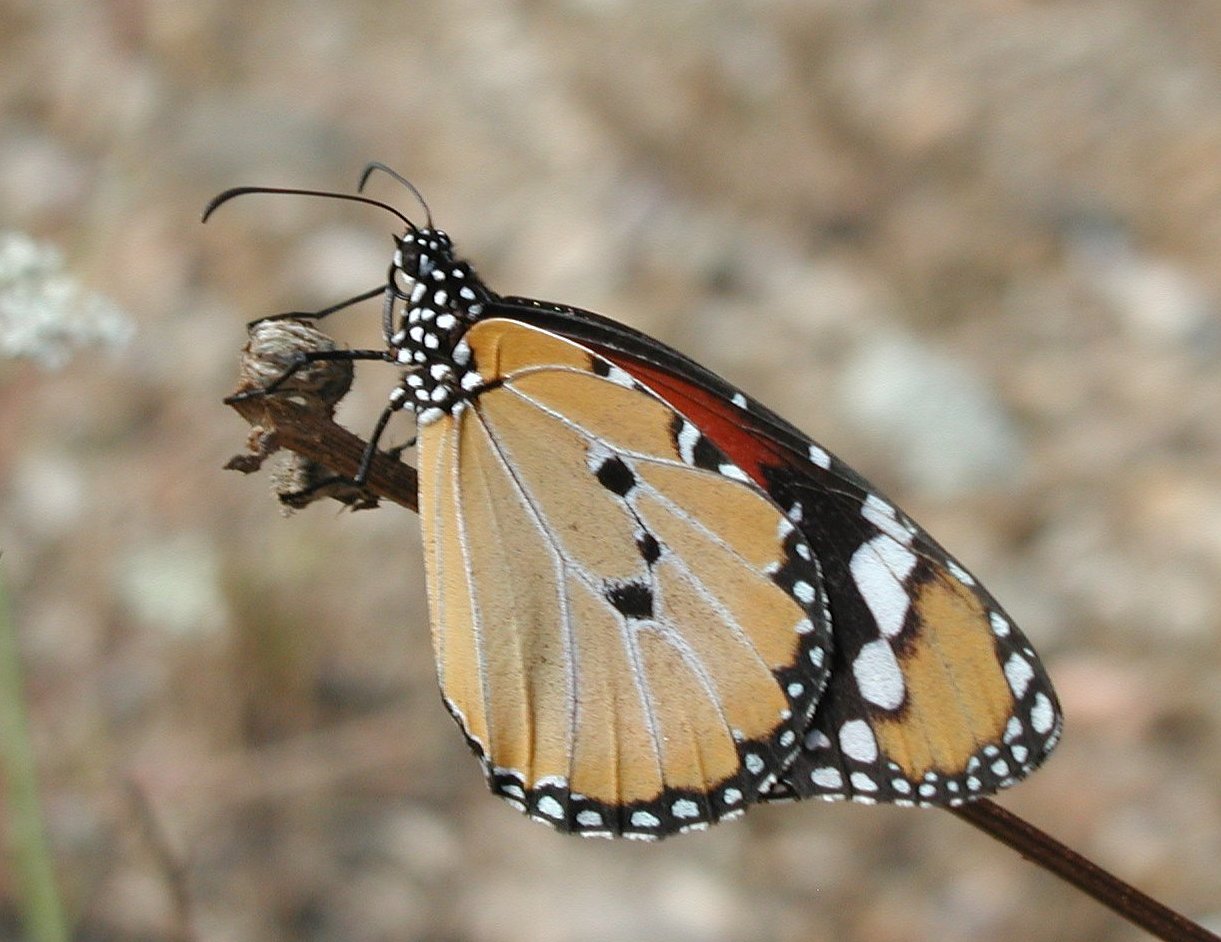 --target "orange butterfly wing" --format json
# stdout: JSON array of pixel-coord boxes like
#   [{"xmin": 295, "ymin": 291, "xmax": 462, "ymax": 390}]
[{"xmin": 417, "ymin": 318, "xmax": 833, "ymax": 838}]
